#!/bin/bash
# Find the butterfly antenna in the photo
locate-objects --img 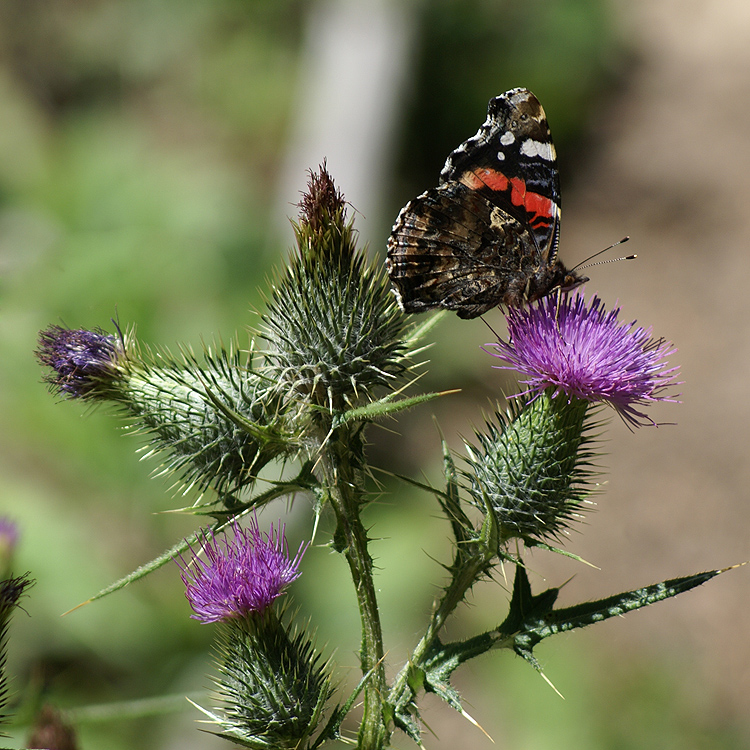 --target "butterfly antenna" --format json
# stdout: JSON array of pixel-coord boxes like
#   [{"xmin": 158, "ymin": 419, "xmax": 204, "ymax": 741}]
[{"xmin": 572, "ymin": 236, "xmax": 636, "ymax": 272}]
